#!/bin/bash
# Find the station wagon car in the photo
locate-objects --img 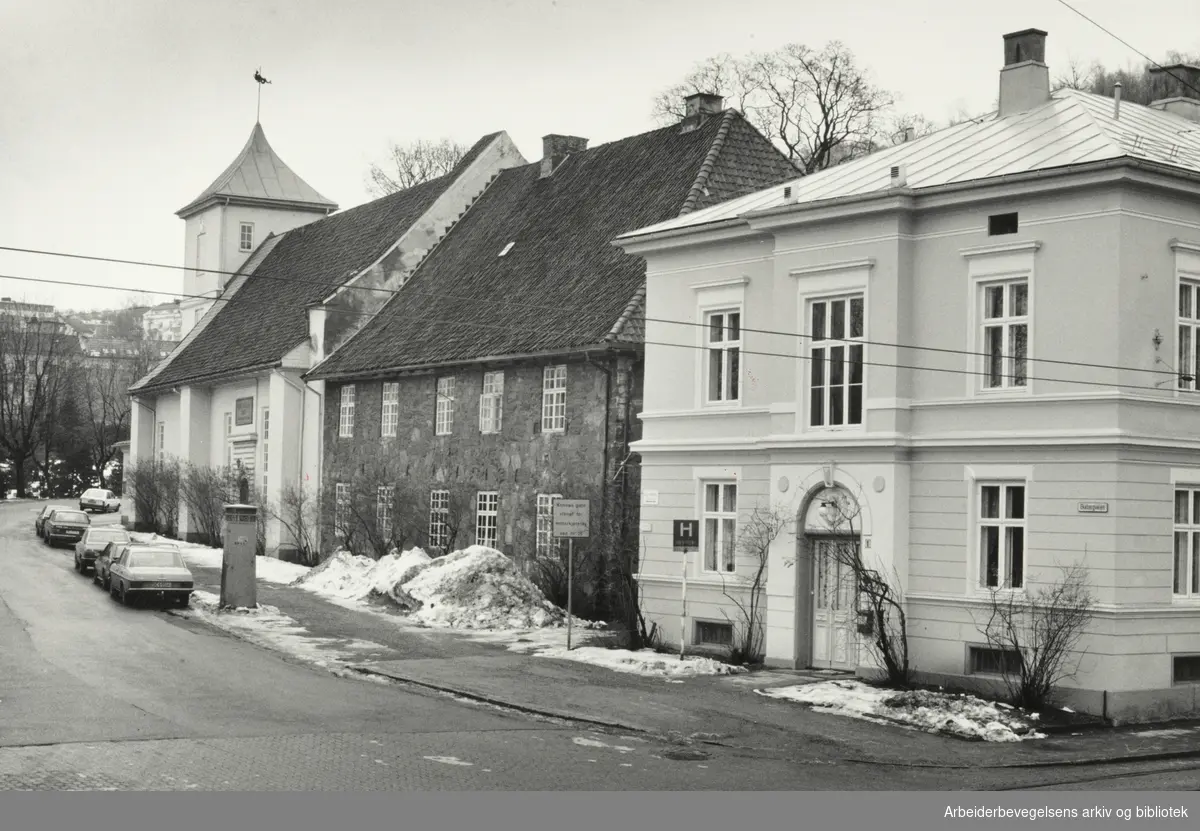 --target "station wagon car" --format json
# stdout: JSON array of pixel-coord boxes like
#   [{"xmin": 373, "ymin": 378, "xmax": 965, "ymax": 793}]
[
  {"xmin": 42, "ymin": 509, "xmax": 91, "ymax": 547},
  {"xmin": 107, "ymin": 546, "xmax": 194, "ymax": 608},
  {"xmin": 79, "ymin": 487, "xmax": 121, "ymax": 513},
  {"xmin": 74, "ymin": 526, "xmax": 132, "ymax": 574}
]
